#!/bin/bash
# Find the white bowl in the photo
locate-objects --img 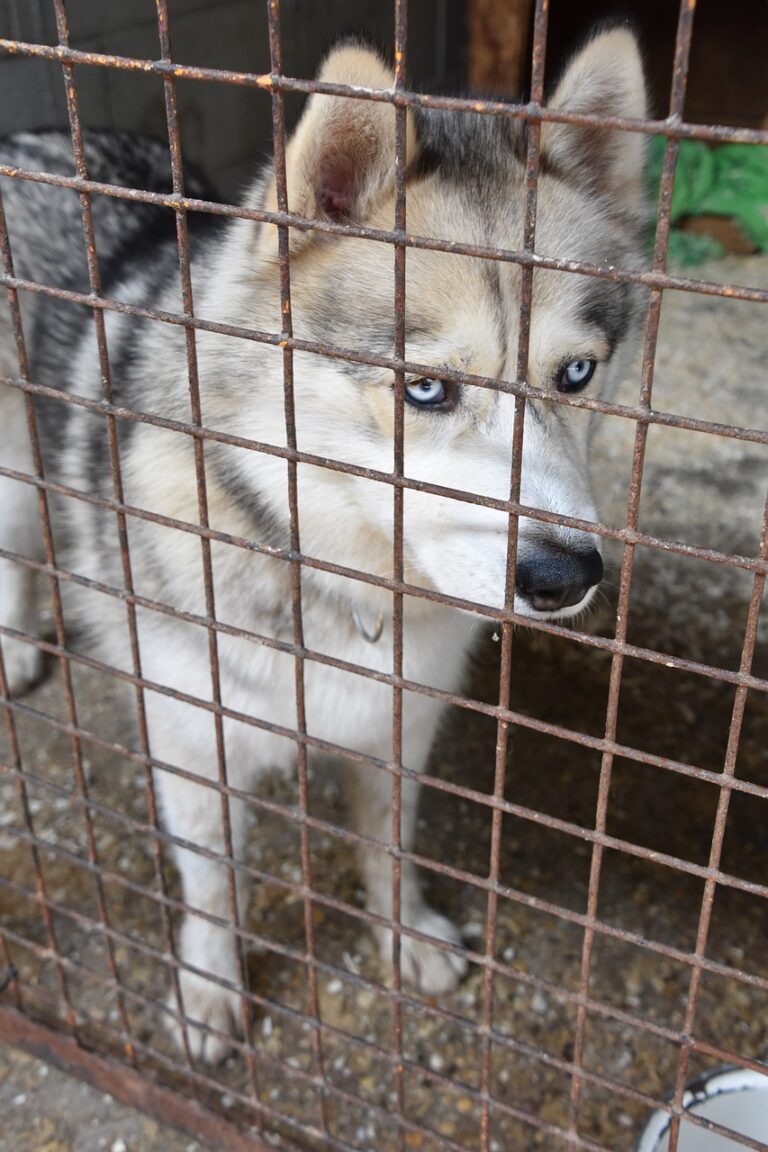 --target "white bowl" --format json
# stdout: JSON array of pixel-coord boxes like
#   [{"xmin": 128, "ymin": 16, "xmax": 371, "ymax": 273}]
[{"xmin": 637, "ymin": 1066, "xmax": 768, "ymax": 1151}]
